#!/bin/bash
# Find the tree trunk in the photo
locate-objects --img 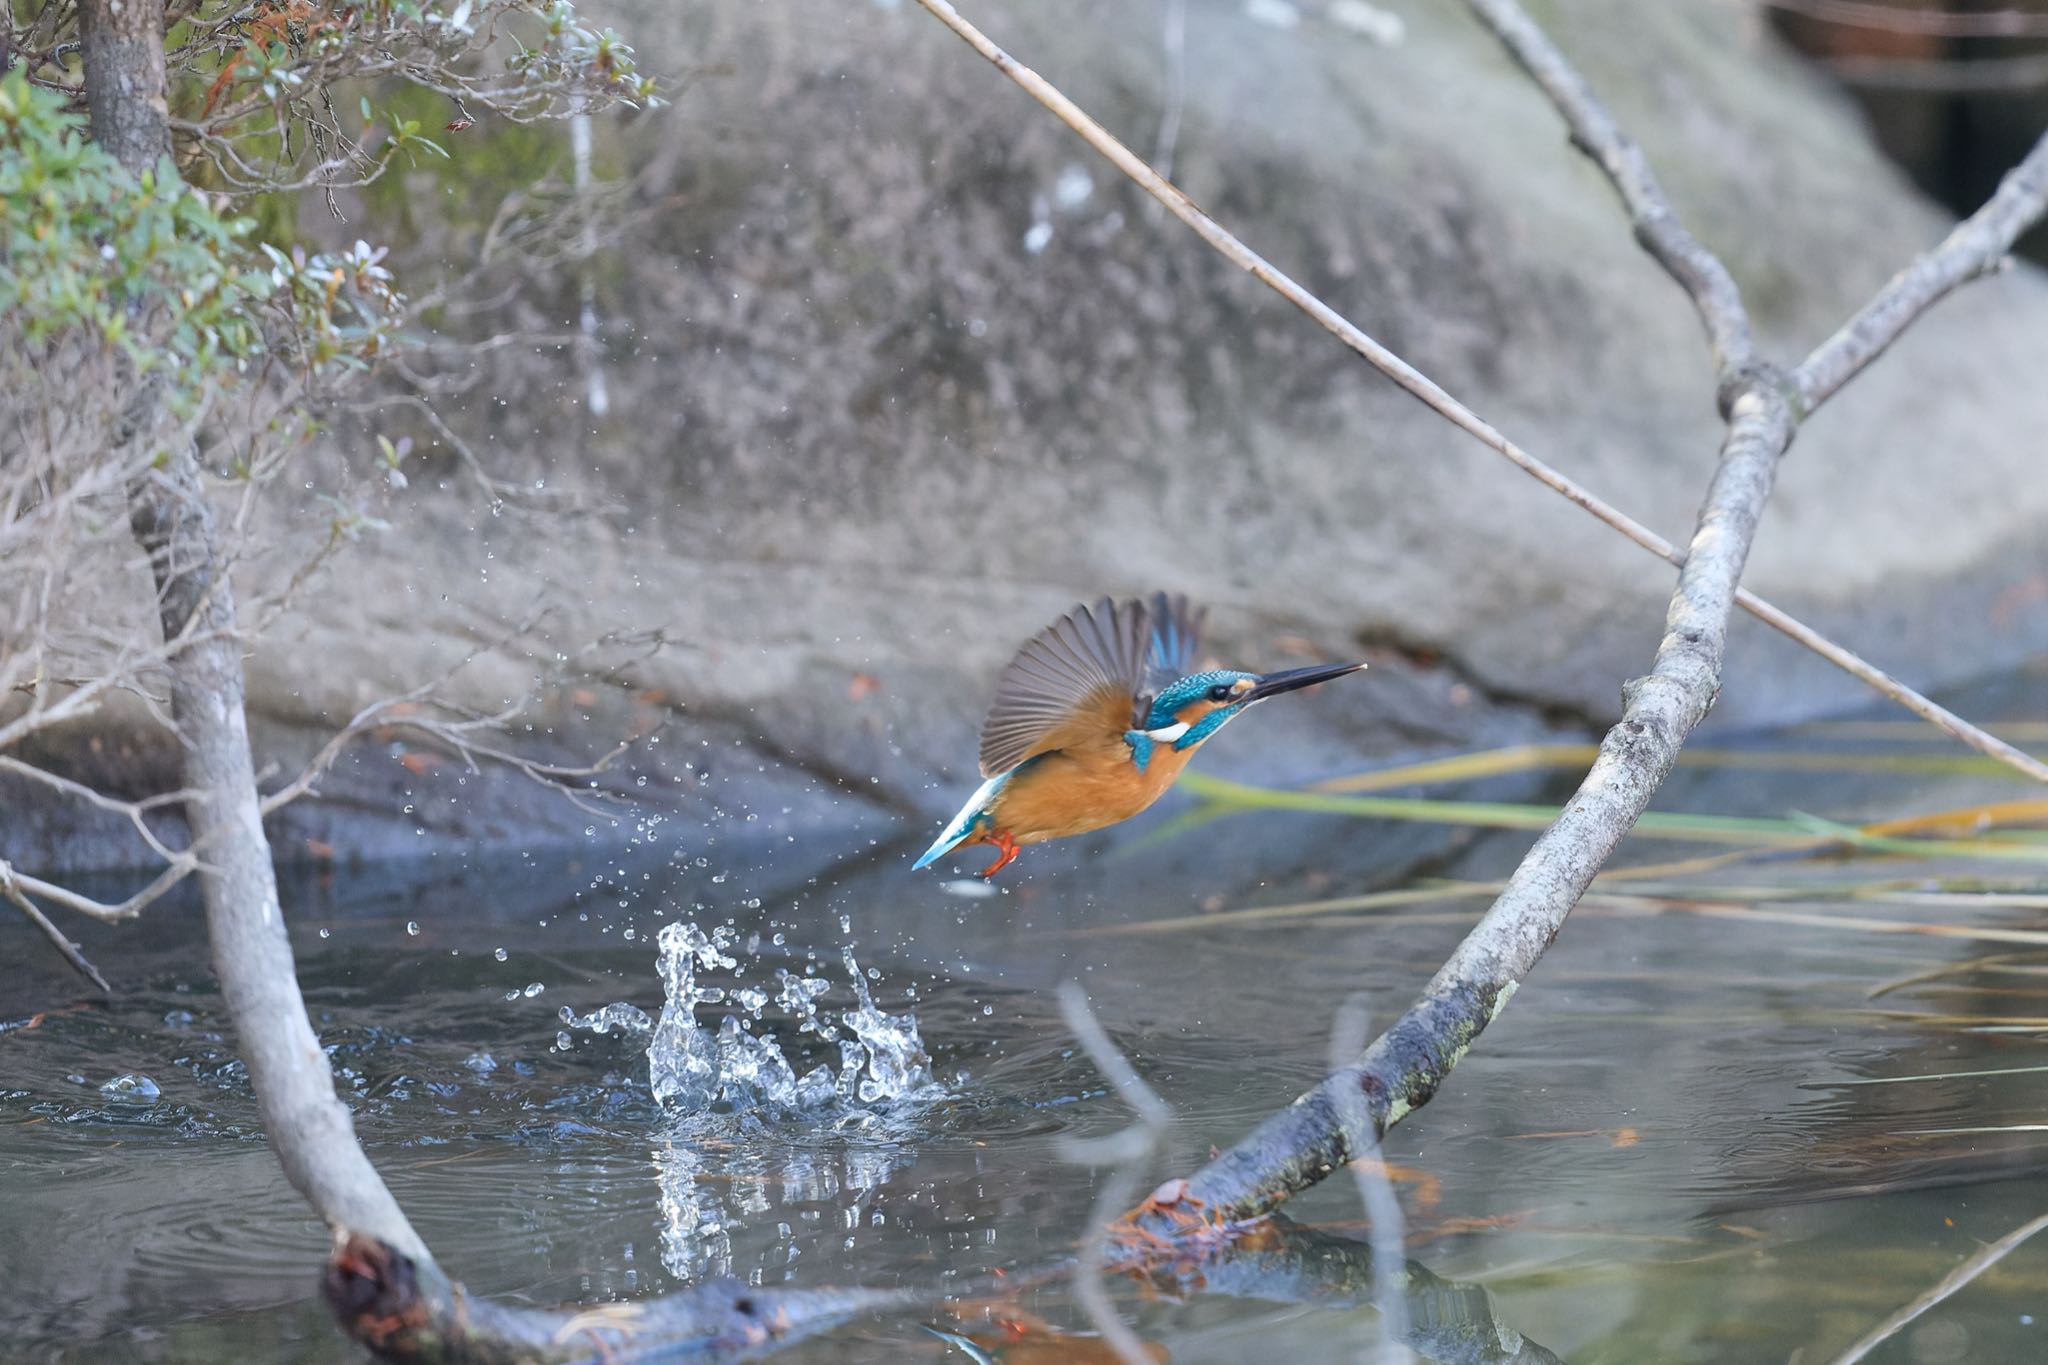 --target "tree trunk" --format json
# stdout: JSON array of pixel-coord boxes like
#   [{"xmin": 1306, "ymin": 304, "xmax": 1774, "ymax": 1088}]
[
  {"xmin": 76, "ymin": 0, "xmax": 429, "ymax": 1264},
  {"xmin": 76, "ymin": 0, "xmax": 169, "ymax": 170}
]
